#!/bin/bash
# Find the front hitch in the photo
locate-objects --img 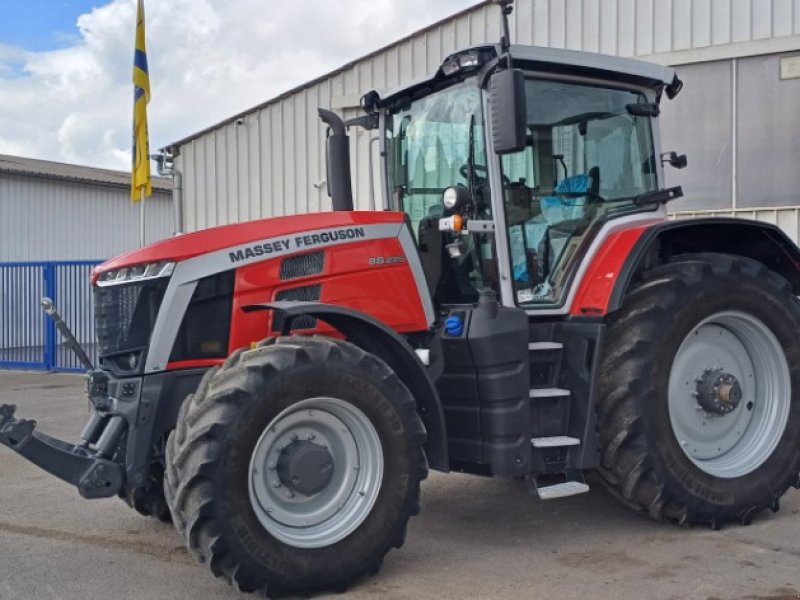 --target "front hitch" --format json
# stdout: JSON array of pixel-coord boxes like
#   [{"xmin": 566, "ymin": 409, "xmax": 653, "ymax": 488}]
[{"xmin": 0, "ymin": 404, "xmax": 123, "ymax": 498}]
